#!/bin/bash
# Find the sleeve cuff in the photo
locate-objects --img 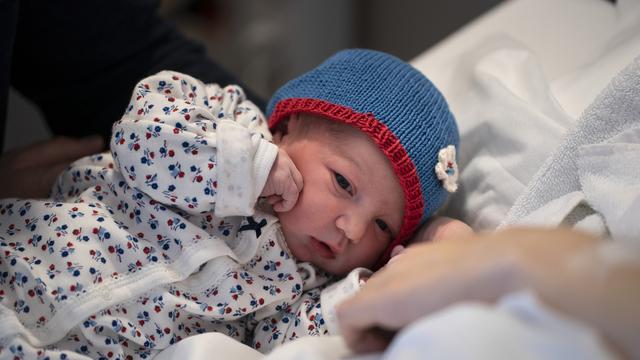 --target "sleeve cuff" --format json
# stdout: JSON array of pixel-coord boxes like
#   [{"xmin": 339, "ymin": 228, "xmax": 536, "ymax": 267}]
[
  {"xmin": 320, "ymin": 267, "xmax": 372, "ymax": 335},
  {"xmin": 215, "ymin": 120, "xmax": 277, "ymax": 217}
]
